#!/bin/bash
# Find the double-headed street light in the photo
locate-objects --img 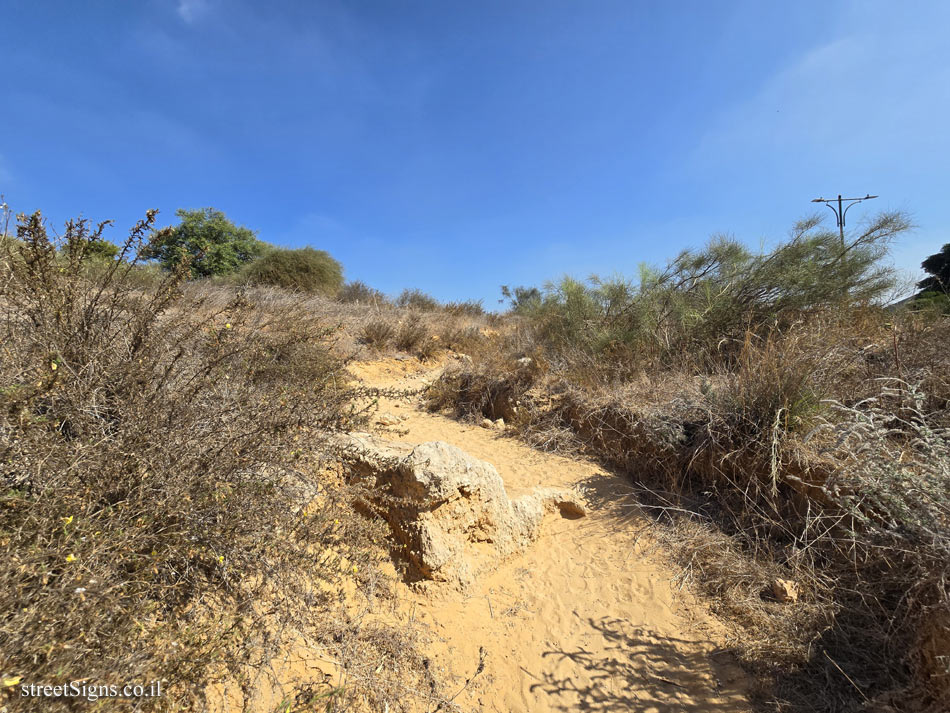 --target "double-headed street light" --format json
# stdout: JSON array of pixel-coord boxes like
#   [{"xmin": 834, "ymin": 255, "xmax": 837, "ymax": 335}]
[{"xmin": 811, "ymin": 194, "xmax": 878, "ymax": 245}]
